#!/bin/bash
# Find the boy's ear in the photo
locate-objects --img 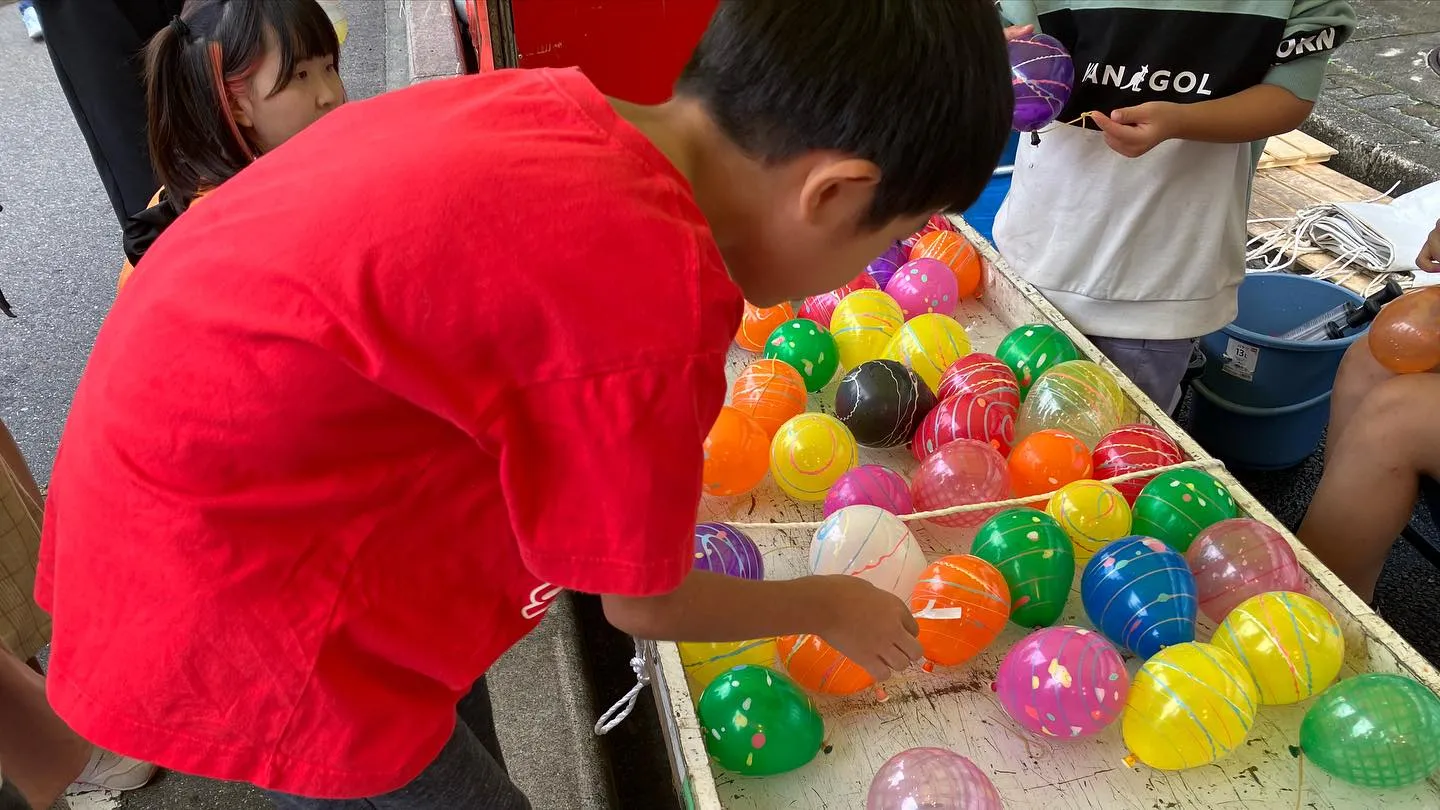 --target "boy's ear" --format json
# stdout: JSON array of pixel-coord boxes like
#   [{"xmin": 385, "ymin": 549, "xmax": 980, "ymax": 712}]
[
  {"xmin": 797, "ymin": 157, "xmax": 881, "ymax": 231},
  {"xmin": 231, "ymin": 94, "xmax": 254, "ymax": 129}
]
